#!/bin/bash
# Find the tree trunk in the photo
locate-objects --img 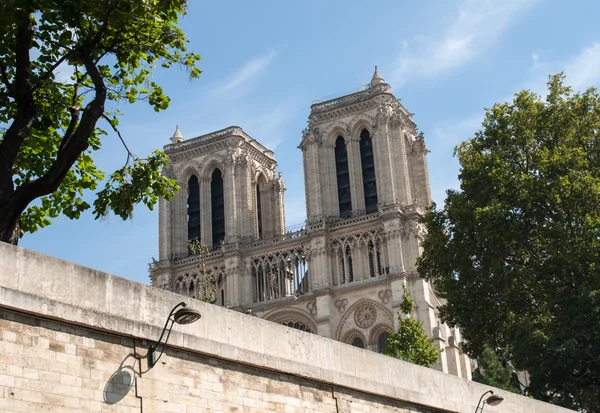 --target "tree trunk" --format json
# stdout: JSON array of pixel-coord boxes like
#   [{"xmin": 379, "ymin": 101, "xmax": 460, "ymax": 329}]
[{"xmin": 0, "ymin": 202, "xmax": 20, "ymax": 245}]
